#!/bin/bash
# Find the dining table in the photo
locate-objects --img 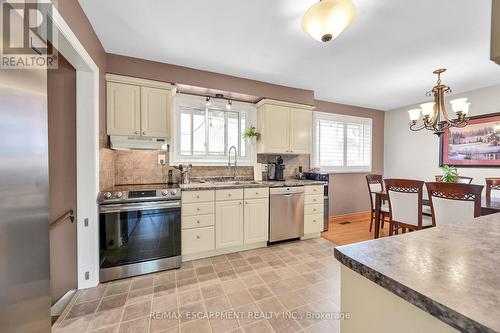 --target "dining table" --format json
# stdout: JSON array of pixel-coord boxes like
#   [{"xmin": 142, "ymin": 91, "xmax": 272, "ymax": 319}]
[{"xmin": 372, "ymin": 191, "xmax": 500, "ymax": 239}]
